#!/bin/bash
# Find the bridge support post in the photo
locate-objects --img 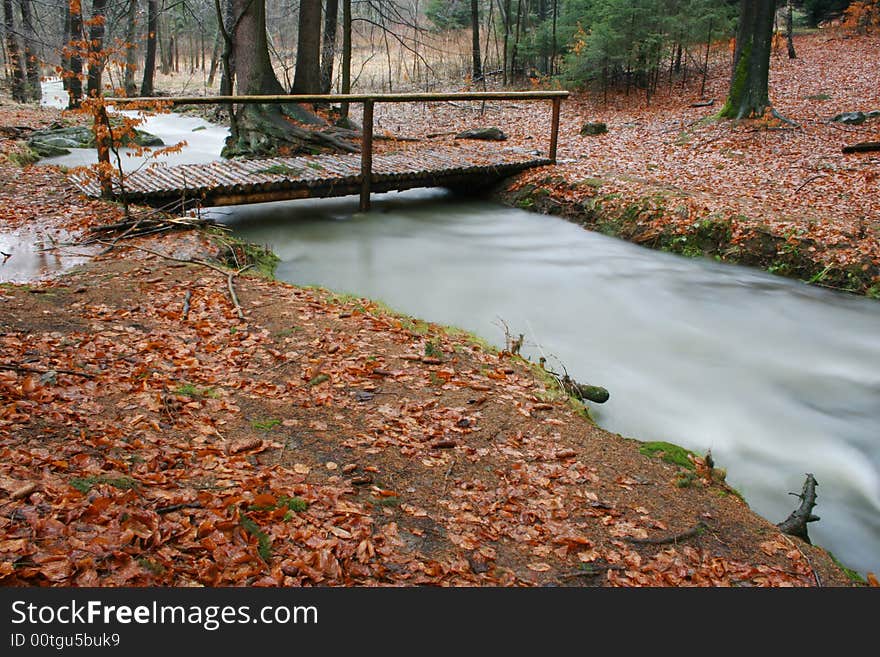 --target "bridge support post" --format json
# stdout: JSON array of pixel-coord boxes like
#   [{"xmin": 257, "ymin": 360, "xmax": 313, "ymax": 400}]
[
  {"xmin": 549, "ymin": 97, "xmax": 561, "ymax": 164},
  {"xmin": 359, "ymin": 99, "xmax": 374, "ymax": 212}
]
